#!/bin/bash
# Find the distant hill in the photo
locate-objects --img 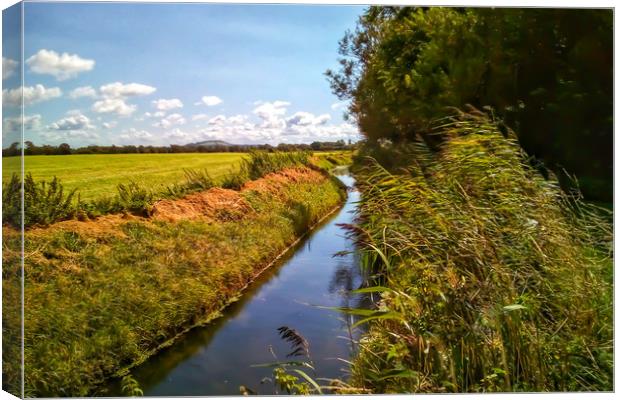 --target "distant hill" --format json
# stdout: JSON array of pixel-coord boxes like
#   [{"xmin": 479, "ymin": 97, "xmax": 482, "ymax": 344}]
[{"xmin": 186, "ymin": 140, "xmax": 236, "ymax": 147}]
